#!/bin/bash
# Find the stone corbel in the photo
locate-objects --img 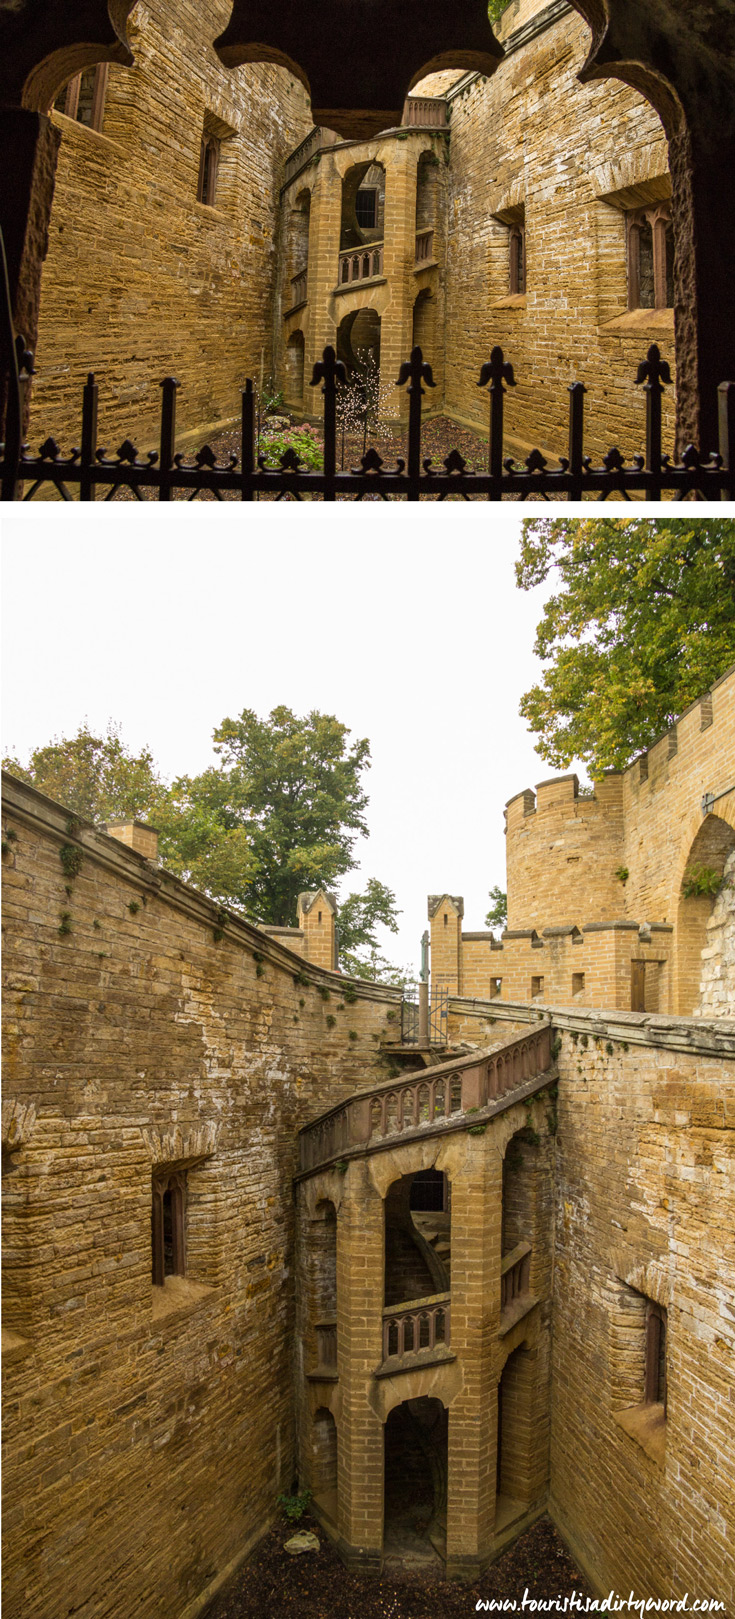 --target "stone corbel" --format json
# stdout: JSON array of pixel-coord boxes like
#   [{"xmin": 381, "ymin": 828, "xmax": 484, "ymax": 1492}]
[{"xmin": 2, "ymin": 1099, "xmax": 37, "ymax": 1155}]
